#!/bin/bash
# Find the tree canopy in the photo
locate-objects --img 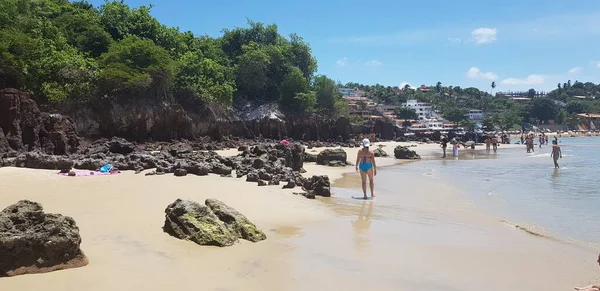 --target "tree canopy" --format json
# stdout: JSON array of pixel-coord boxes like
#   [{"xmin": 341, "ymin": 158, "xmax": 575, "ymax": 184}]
[{"xmin": 0, "ymin": 0, "xmax": 344, "ymax": 116}]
